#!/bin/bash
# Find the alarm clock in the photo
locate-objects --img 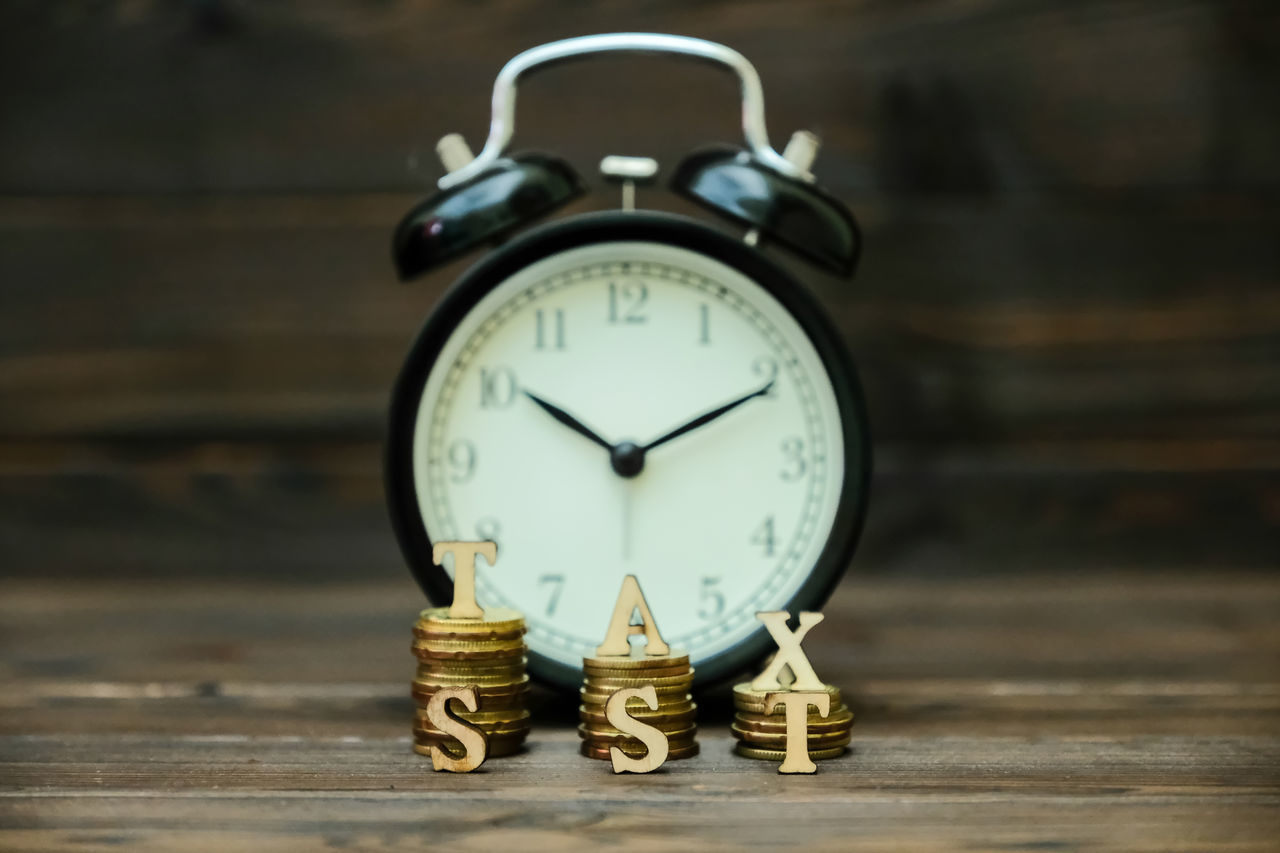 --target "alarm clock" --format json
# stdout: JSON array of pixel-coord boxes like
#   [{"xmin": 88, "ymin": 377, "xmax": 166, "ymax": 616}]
[{"xmin": 385, "ymin": 33, "xmax": 870, "ymax": 690}]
